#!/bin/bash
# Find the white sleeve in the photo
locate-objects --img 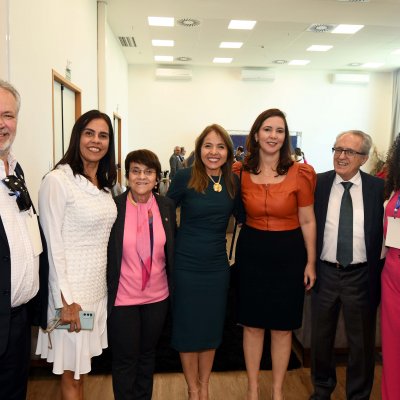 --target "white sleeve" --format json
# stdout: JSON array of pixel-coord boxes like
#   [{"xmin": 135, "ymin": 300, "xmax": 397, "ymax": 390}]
[{"xmin": 38, "ymin": 171, "xmax": 74, "ymax": 308}]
